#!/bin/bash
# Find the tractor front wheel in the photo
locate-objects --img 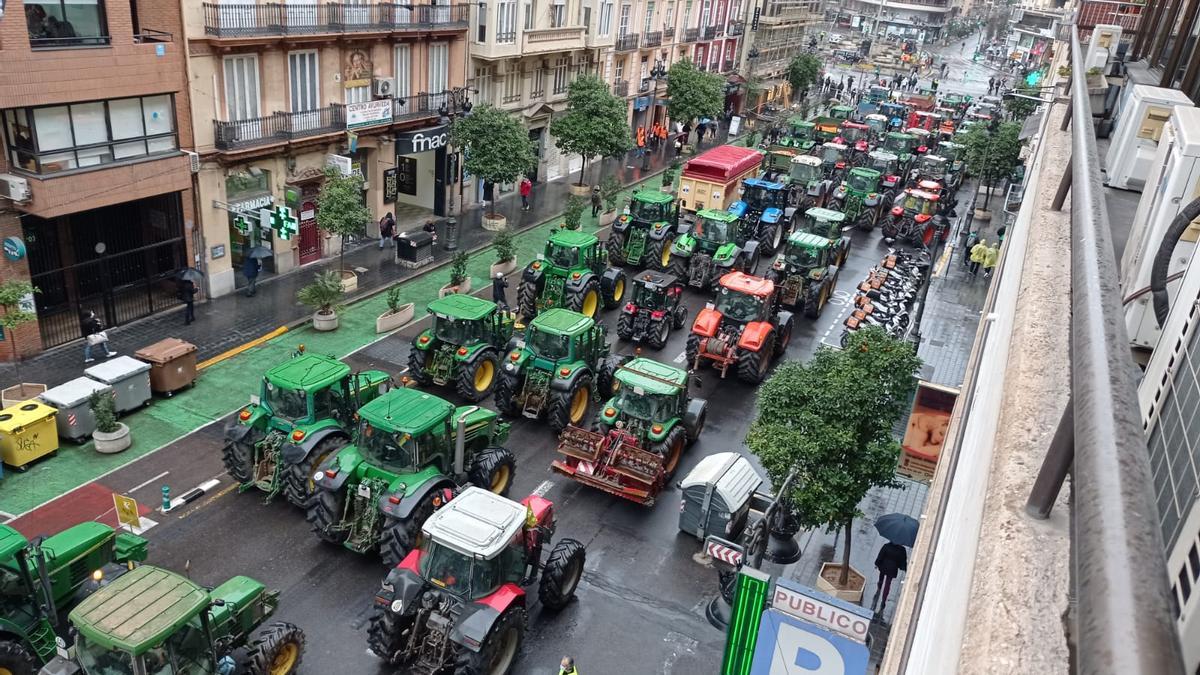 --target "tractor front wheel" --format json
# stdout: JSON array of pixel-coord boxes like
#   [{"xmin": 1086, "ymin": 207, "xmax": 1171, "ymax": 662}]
[
  {"xmin": 606, "ymin": 230, "xmax": 628, "ymax": 266},
  {"xmin": 758, "ymin": 222, "xmax": 783, "ymax": 256},
  {"xmin": 470, "ymin": 447, "xmax": 517, "ymax": 496},
  {"xmin": 307, "ymin": 488, "xmax": 348, "ymax": 545},
  {"xmin": 494, "ymin": 372, "xmax": 521, "ymax": 415},
  {"xmin": 222, "ymin": 439, "xmax": 255, "ymax": 484},
  {"xmin": 685, "ymin": 334, "xmax": 701, "ymax": 369},
  {"xmin": 548, "ymin": 374, "xmax": 593, "ymax": 432},
  {"xmin": 380, "ymin": 493, "xmax": 437, "ymax": 567},
  {"xmin": 671, "ymin": 305, "xmax": 688, "ymax": 330},
  {"xmin": 539, "ymin": 538, "xmax": 586, "ymax": 610},
  {"xmin": 647, "ymin": 318, "xmax": 670, "ymax": 349},
  {"xmin": 246, "ymin": 622, "xmax": 306, "ymax": 675},
  {"xmin": 284, "ymin": 435, "xmax": 348, "ymax": 508},
  {"xmin": 453, "ymin": 606, "xmax": 527, "ymax": 675},
  {"xmin": 776, "ymin": 317, "xmax": 795, "ymax": 357},
  {"xmin": 517, "ymin": 279, "xmax": 540, "ymax": 322},
  {"xmin": 367, "ymin": 608, "xmax": 413, "ymax": 665},
  {"xmin": 736, "ymin": 331, "xmax": 776, "ymax": 384},
  {"xmin": 456, "ymin": 350, "xmax": 500, "ymax": 402},
  {"xmin": 667, "ymin": 253, "xmax": 689, "ymax": 281},
  {"xmin": 805, "ymin": 283, "xmax": 829, "ymax": 320},
  {"xmin": 855, "ymin": 211, "xmax": 875, "ymax": 231},
  {"xmin": 616, "ymin": 311, "xmax": 636, "ymax": 341},
  {"xmin": 649, "ymin": 235, "xmax": 675, "ymax": 272},
  {"xmin": 566, "ymin": 279, "xmax": 602, "ymax": 319},
  {"xmin": 0, "ymin": 639, "xmax": 39, "ymax": 675},
  {"xmin": 650, "ymin": 425, "xmax": 687, "ymax": 482}
]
